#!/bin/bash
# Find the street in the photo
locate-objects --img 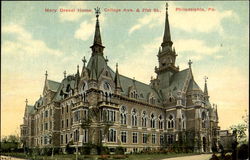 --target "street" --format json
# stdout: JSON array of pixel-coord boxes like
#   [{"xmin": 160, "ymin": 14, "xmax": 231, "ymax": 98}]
[{"xmin": 162, "ymin": 154, "xmax": 212, "ymax": 160}]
